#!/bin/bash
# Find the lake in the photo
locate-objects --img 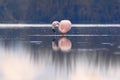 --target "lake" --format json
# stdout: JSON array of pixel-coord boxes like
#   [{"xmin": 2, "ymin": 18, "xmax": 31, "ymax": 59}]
[{"xmin": 0, "ymin": 26, "xmax": 120, "ymax": 80}]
